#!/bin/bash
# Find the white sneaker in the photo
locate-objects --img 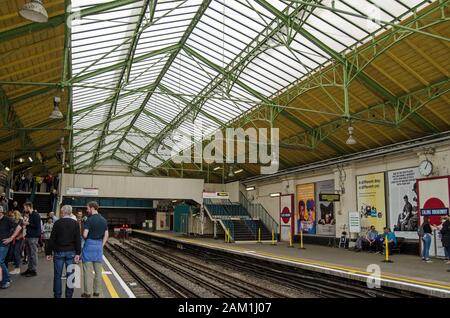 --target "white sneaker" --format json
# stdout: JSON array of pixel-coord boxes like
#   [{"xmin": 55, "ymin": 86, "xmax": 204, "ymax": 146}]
[
  {"xmin": 10, "ymin": 268, "xmax": 20, "ymax": 275},
  {"xmin": 425, "ymin": 259, "xmax": 433, "ymax": 263}
]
